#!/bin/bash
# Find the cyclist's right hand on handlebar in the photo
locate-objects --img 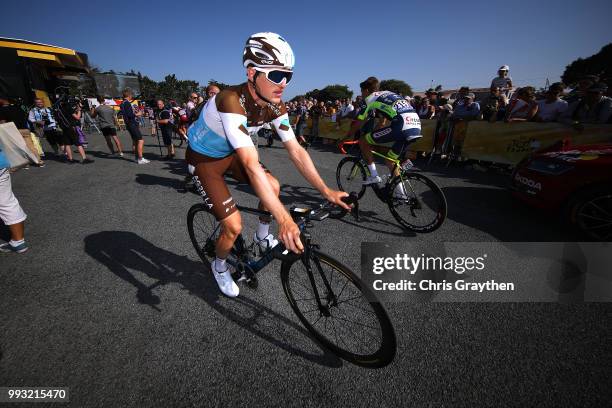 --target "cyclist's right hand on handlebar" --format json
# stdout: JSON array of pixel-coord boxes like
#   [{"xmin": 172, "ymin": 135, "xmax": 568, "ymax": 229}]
[{"xmin": 278, "ymin": 218, "xmax": 303, "ymax": 254}]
